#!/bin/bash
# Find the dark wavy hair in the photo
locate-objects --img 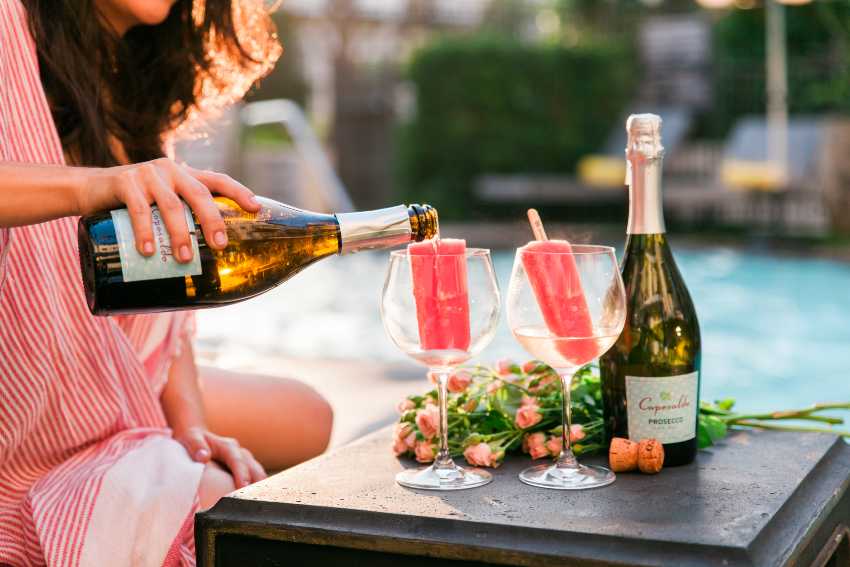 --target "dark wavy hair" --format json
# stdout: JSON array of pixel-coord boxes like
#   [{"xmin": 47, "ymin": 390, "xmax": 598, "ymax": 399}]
[{"xmin": 22, "ymin": 0, "xmax": 281, "ymax": 167}]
